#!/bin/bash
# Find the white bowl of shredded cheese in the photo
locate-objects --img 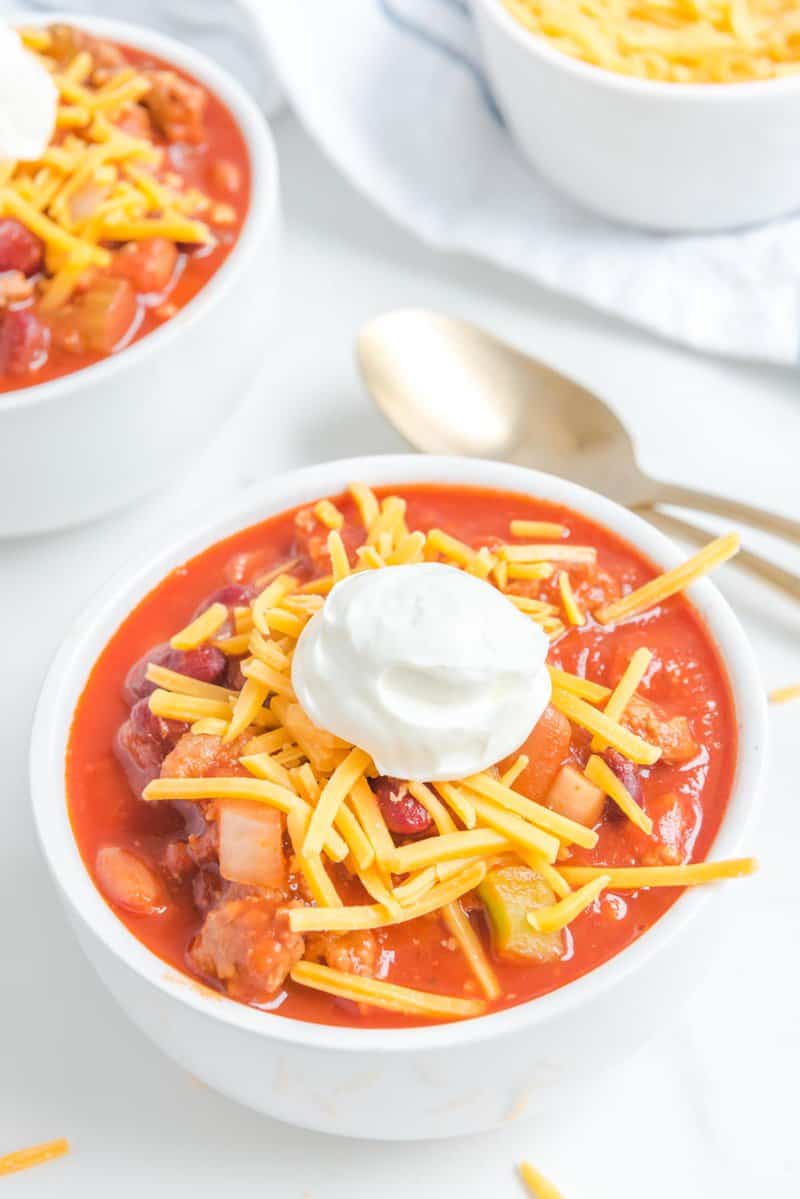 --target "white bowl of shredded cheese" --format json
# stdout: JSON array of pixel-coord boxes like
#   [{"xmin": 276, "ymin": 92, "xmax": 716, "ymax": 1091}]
[
  {"xmin": 472, "ymin": 0, "xmax": 800, "ymax": 231},
  {"xmin": 0, "ymin": 13, "xmax": 279, "ymax": 536}
]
